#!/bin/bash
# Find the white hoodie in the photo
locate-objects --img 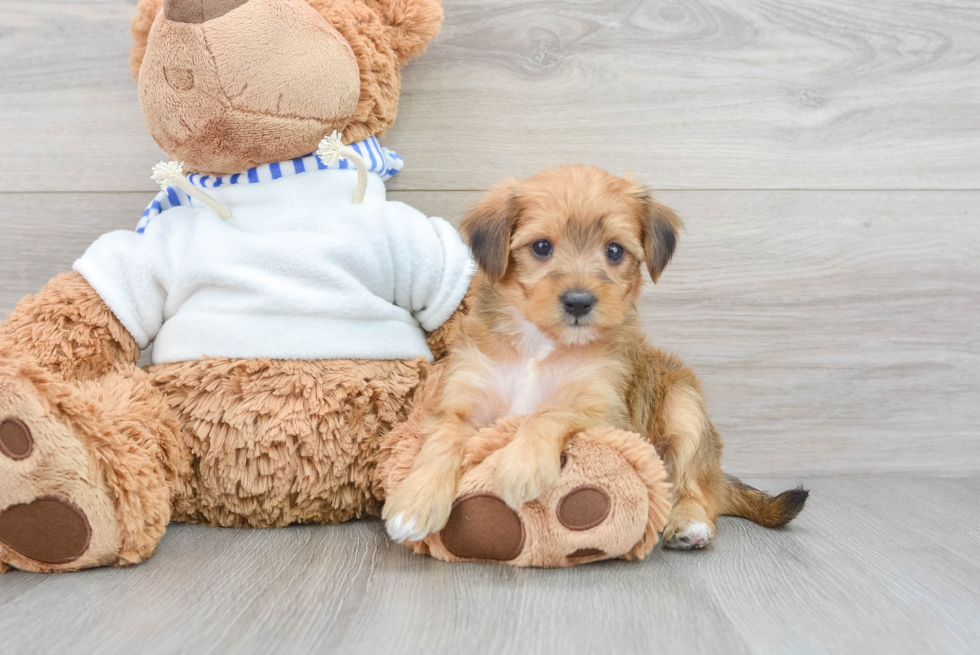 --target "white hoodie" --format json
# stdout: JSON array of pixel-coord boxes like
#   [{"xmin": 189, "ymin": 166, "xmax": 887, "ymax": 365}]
[{"xmin": 74, "ymin": 142, "xmax": 474, "ymax": 364}]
